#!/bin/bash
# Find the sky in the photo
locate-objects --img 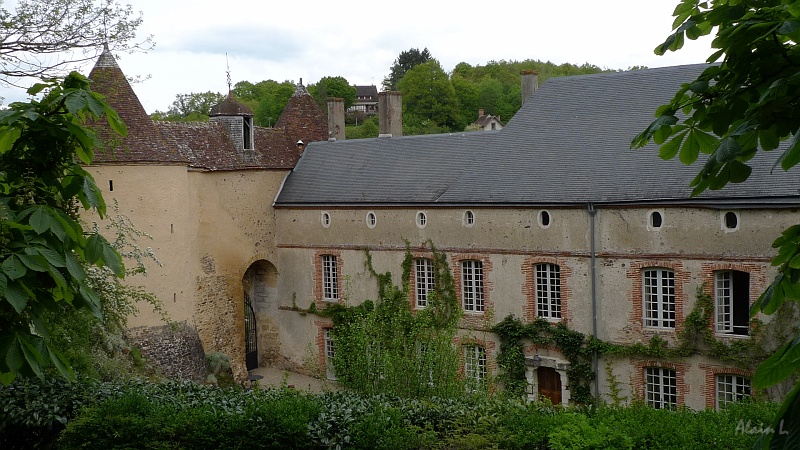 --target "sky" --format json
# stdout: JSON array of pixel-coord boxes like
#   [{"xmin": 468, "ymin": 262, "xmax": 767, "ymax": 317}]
[{"xmin": 0, "ymin": 0, "xmax": 716, "ymax": 114}]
